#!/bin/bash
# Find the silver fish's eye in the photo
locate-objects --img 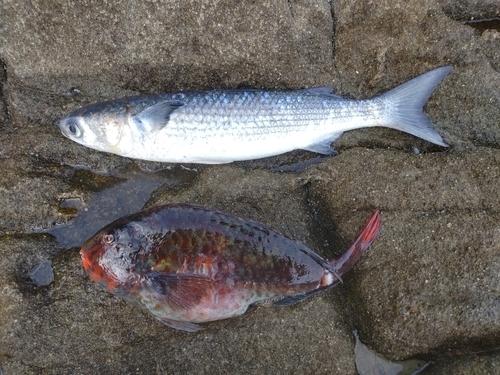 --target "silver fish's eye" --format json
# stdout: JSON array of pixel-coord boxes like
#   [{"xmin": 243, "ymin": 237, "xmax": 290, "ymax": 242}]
[{"xmin": 65, "ymin": 121, "xmax": 82, "ymax": 138}]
